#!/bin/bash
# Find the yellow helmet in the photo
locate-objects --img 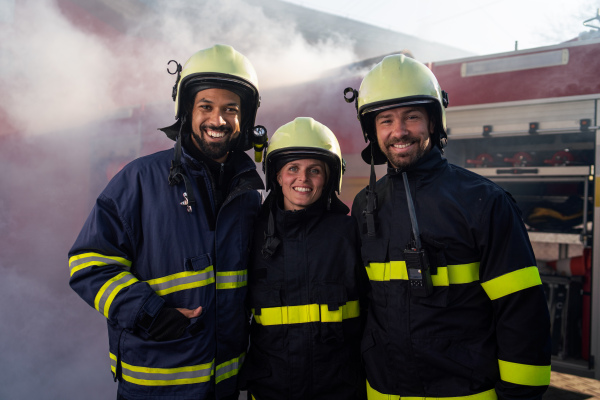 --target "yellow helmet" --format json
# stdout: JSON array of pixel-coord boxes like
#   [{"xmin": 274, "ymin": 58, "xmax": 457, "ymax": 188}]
[
  {"xmin": 264, "ymin": 117, "xmax": 345, "ymax": 194},
  {"xmin": 345, "ymin": 54, "xmax": 449, "ymax": 164},
  {"xmin": 163, "ymin": 44, "xmax": 260, "ymax": 151}
]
